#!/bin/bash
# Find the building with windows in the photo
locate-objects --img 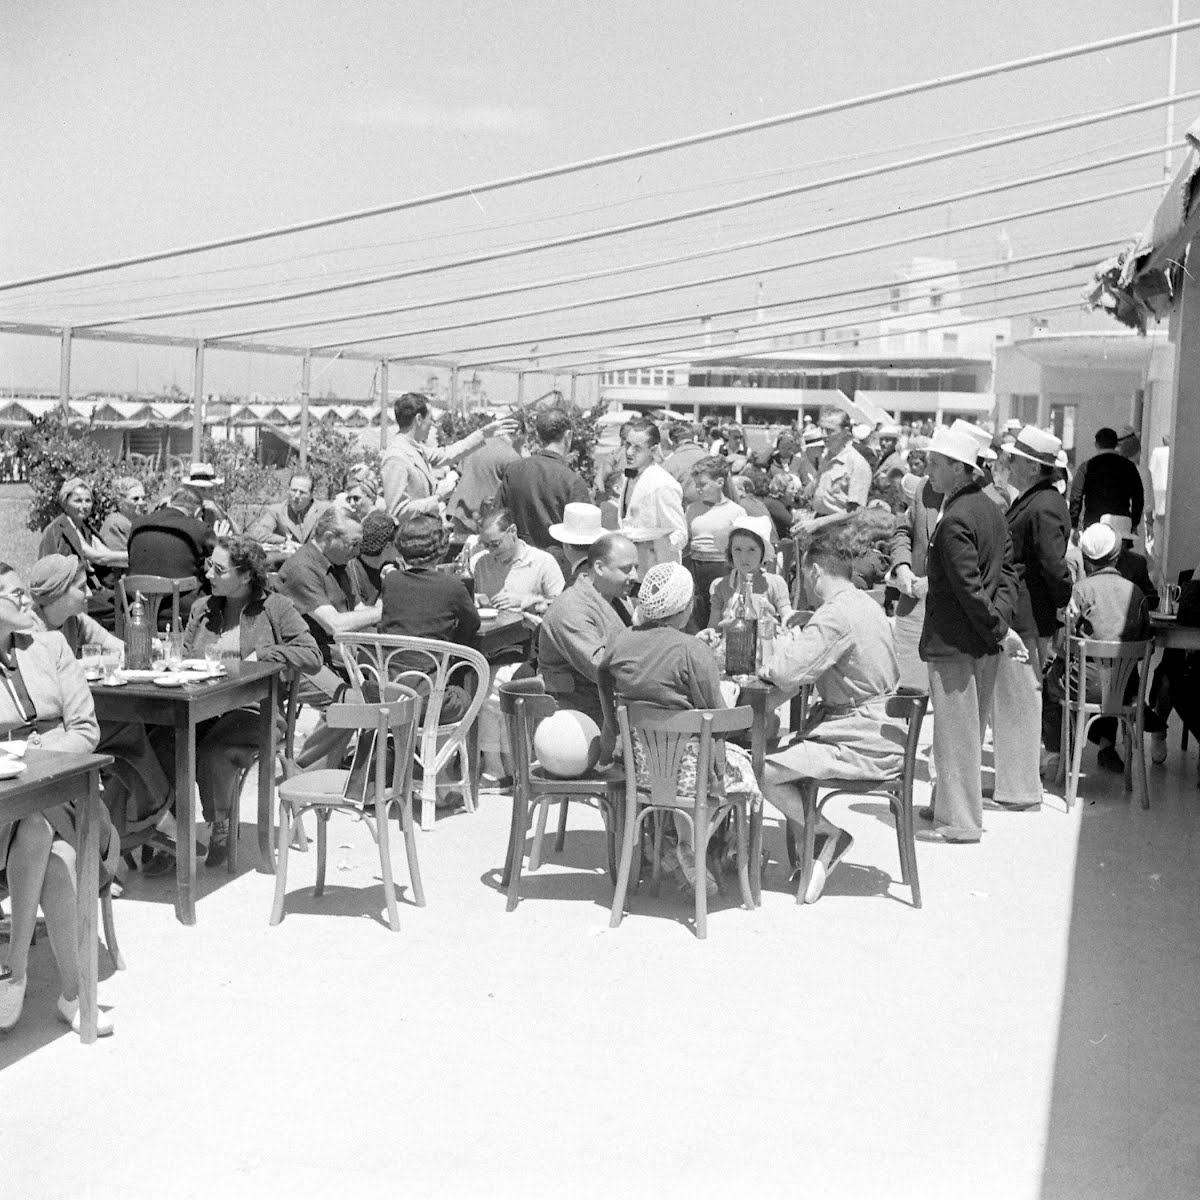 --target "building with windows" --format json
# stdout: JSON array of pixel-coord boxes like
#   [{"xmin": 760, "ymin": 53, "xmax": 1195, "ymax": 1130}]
[{"xmin": 599, "ymin": 257, "xmax": 1011, "ymax": 427}]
